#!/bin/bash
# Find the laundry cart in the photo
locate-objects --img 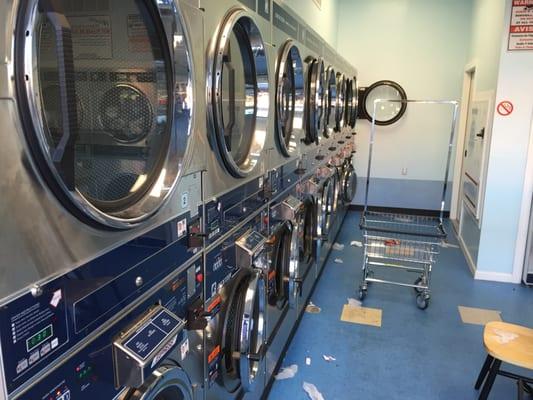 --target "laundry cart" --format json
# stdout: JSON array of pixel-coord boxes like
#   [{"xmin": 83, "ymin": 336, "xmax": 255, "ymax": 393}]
[{"xmin": 358, "ymin": 99, "xmax": 459, "ymax": 309}]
